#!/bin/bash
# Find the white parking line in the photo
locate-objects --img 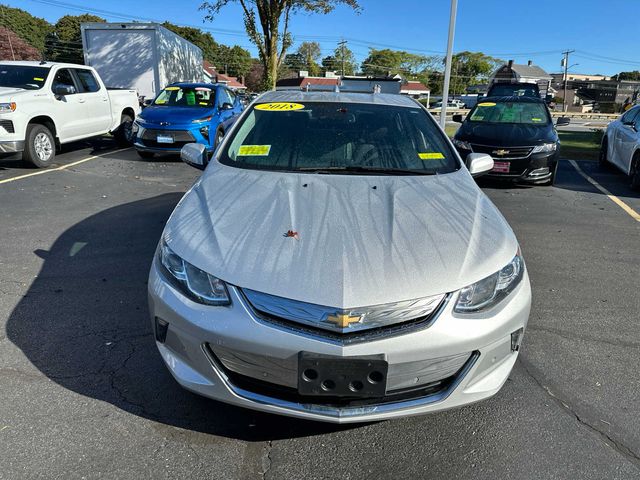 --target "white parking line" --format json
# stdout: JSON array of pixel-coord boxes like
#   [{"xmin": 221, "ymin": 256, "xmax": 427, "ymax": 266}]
[
  {"xmin": 568, "ymin": 160, "xmax": 640, "ymax": 222},
  {"xmin": 0, "ymin": 148, "xmax": 130, "ymax": 186}
]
